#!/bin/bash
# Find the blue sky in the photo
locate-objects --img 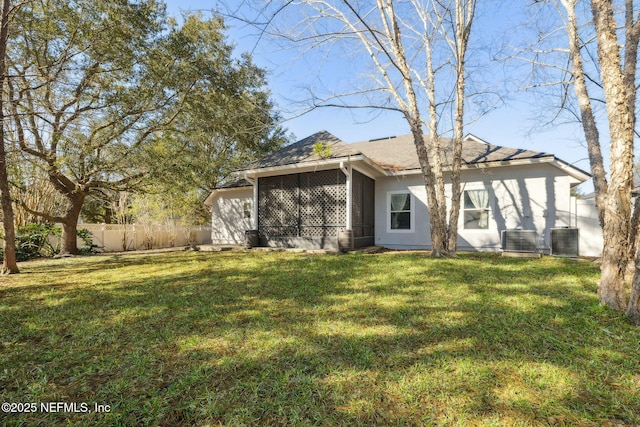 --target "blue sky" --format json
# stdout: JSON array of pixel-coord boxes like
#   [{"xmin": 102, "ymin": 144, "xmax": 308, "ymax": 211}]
[{"xmin": 164, "ymin": 0, "xmax": 598, "ymax": 192}]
